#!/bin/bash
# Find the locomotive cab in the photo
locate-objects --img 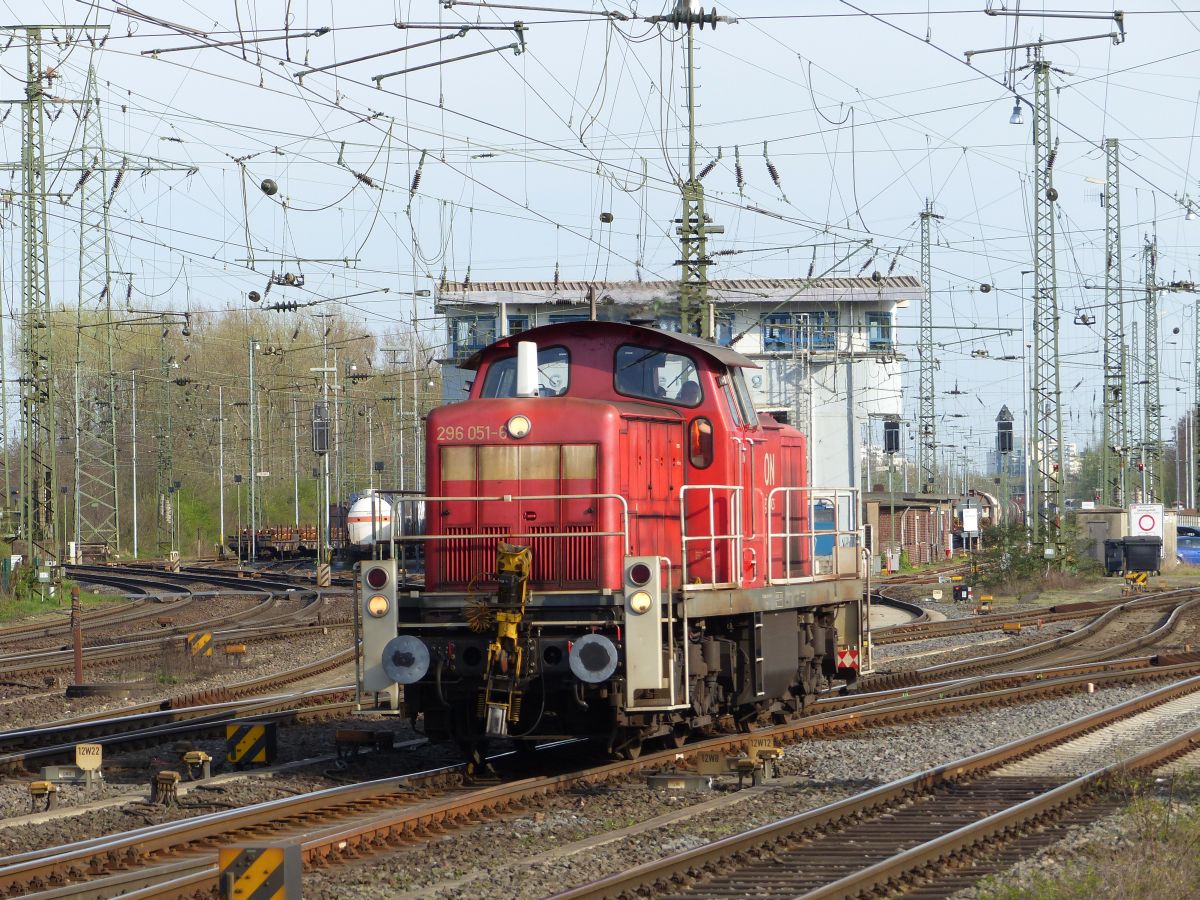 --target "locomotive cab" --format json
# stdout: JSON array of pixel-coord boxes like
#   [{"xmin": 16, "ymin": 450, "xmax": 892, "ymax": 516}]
[{"xmin": 358, "ymin": 321, "xmax": 864, "ymax": 762}]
